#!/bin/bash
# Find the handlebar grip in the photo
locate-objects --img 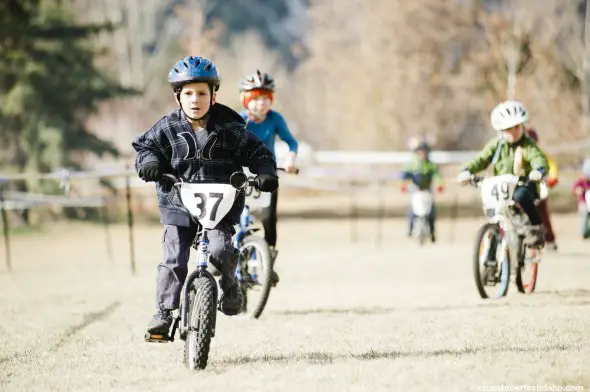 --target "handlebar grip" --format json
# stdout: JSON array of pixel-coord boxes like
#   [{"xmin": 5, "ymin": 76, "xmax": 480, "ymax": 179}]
[
  {"xmin": 277, "ymin": 167, "xmax": 299, "ymax": 174},
  {"xmin": 161, "ymin": 173, "xmax": 180, "ymax": 183}
]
